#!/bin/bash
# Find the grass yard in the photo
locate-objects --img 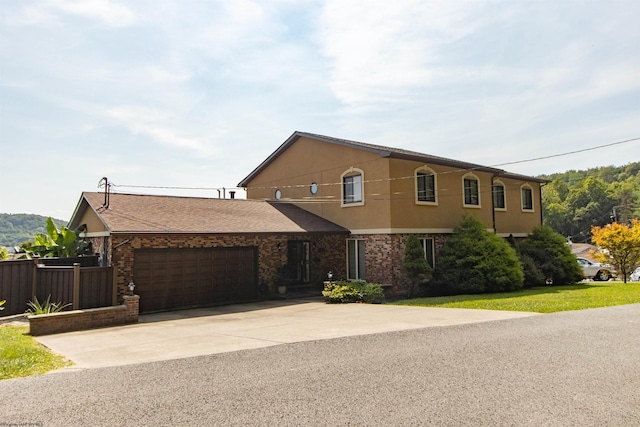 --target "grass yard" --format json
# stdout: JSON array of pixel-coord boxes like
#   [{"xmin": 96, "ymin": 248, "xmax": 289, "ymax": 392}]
[
  {"xmin": 391, "ymin": 281, "xmax": 640, "ymax": 313},
  {"xmin": 0, "ymin": 326, "xmax": 71, "ymax": 380}
]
